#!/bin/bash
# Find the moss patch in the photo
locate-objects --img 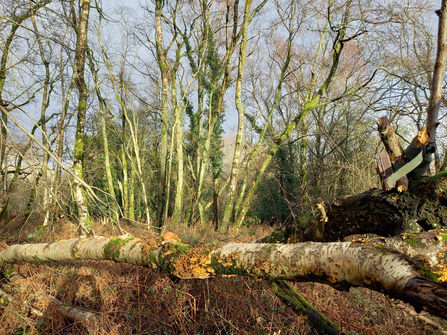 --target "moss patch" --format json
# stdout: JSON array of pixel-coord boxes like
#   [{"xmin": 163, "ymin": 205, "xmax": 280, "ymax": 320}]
[
  {"xmin": 104, "ymin": 237, "xmax": 134, "ymax": 261},
  {"xmin": 418, "ymin": 264, "xmax": 440, "ymax": 281},
  {"xmin": 403, "ymin": 236, "xmax": 421, "ymax": 245},
  {"xmin": 427, "ymin": 170, "xmax": 447, "ymax": 182}
]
